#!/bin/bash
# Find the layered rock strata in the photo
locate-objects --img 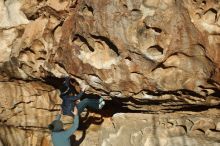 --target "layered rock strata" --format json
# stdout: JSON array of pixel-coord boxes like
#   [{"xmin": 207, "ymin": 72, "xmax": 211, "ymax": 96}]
[
  {"xmin": 0, "ymin": 0, "xmax": 220, "ymax": 145},
  {"xmin": 100, "ymin": 112, "xmax": 220, "ymax": 146}
]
